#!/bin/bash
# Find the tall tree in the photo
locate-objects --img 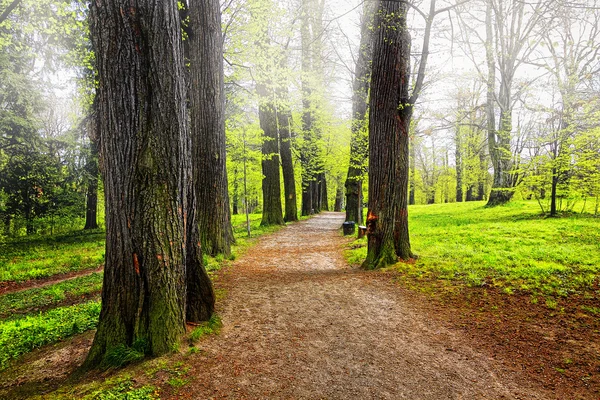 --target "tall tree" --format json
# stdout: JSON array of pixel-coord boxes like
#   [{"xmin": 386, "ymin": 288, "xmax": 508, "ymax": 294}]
[
  {"xmin": 345, "ymin": 2, "xmax": 373, "ymax": 224},
  {"xmin": 364, "ymin": 0, "xmax": 448, "ymax": 267},
  {"xmin": 189, "ymin": 0, "xmax": 234, "ymax": 256},
  {"xmin": 257, "ymin": 81, "xmax": 284, "ymax": 226},
  {"xmin": 85, "ymin": 0, "xmax": 213, "ymax": 367},
  {"xmin": 277, "ymin": 93, "xmax": 298, "ymax": 222},
  {"xmin": 300, "ymin": 0, "xmax": 327, "ymax": 215}
]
